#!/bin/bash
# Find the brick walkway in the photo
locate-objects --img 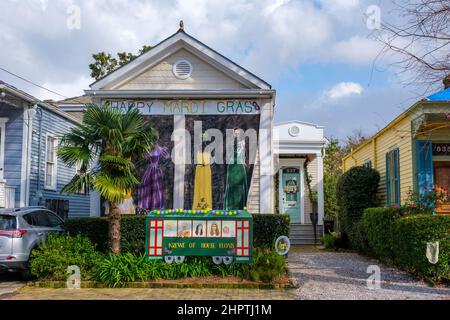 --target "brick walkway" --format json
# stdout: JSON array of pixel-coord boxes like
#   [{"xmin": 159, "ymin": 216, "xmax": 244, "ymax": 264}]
[
  {"xmin": 4, "ymin": 287, "xmax": 297, "ymax": 300},
  {"xmin": 0, "ymin": 273, "xmax": 25, "ymax": 299}
]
